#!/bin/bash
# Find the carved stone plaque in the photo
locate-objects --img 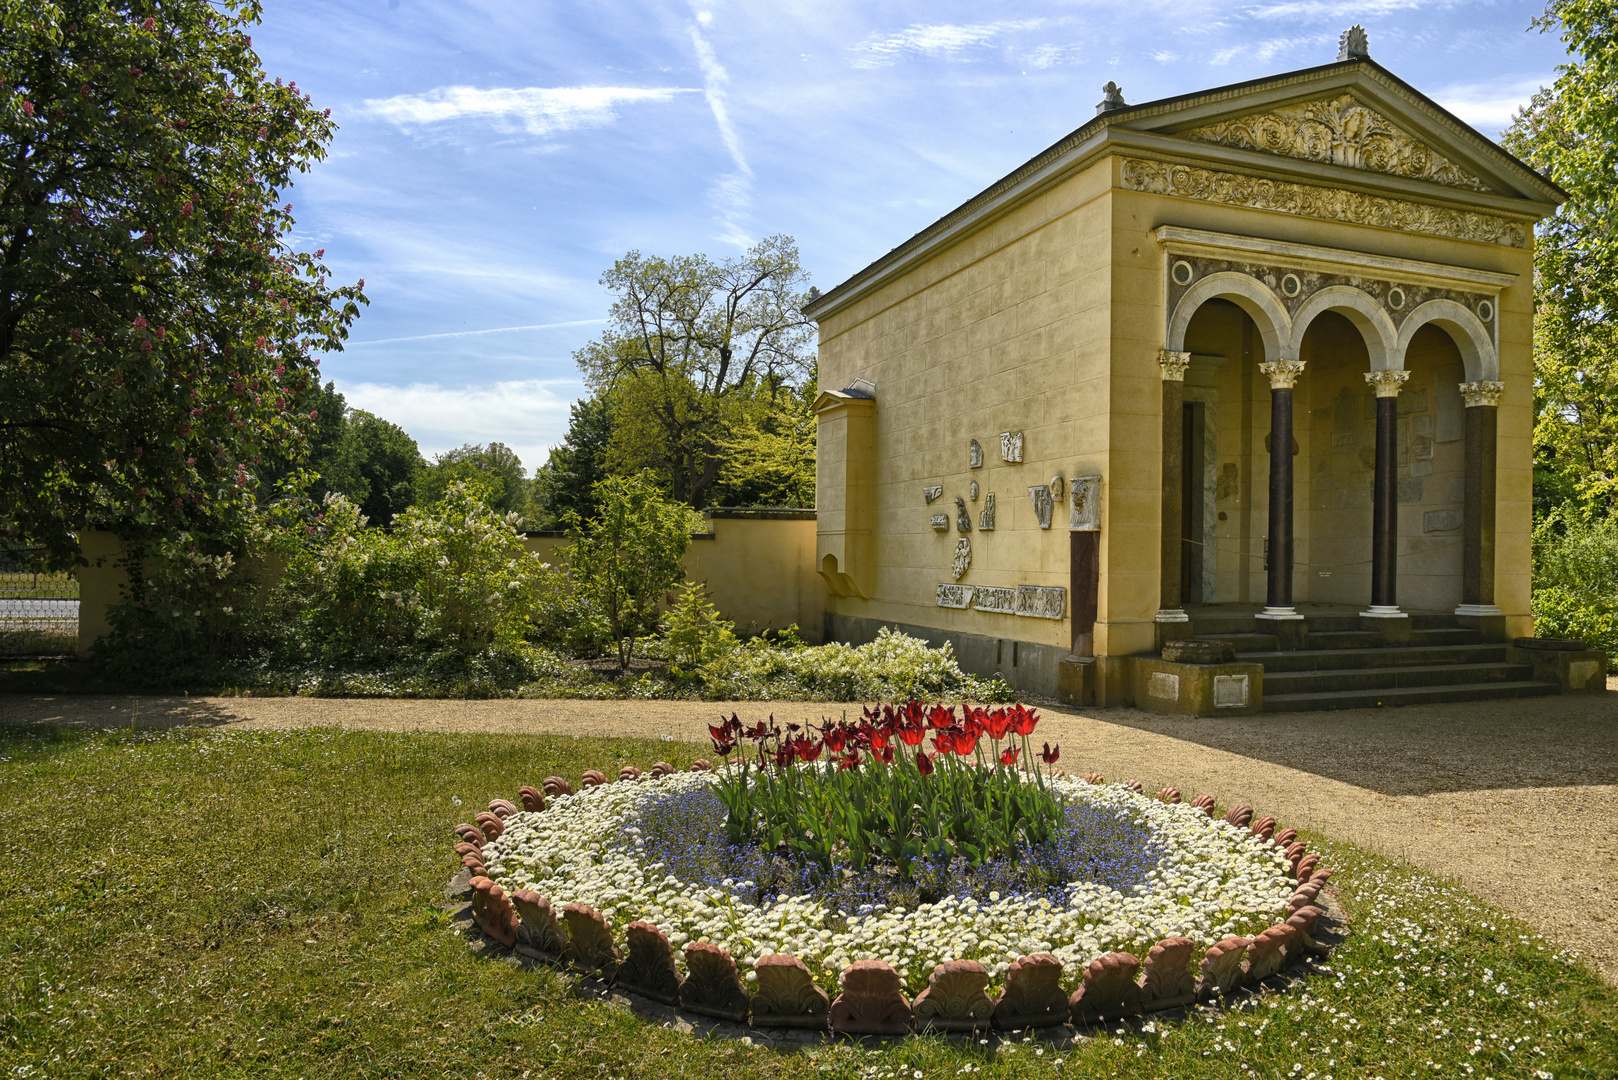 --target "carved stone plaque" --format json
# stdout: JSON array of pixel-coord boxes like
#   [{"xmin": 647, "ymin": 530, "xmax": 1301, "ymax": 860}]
[
  {"xmin": 1148, "ymin": 671, "xmax": 1180, "ymax": 700},
  {"xmin": 952, "ymin": 539, "xmax": 972, "ymax": 581},
  {"xmin": 969, "ymin": 440, "xmax": 983, "ymax": 469},
  {"xmin": 1070, "ymin": 475, "xmax": 1102, "ymax": 531},
  {"xmin": 1049, "ymin": 476, "xmax": 1064, "ymax": 500},
  {"xmin": 954, "ymin": 496, "xmax": 972, "ymax": 533},
  {"xmin": 972, "ymin": 586, "xmax": 1017, "ymax": 614},
  {"xmin": 930, "ymin": 514, "xmax": 949, "ymax": 531},
  {"xmin": 1016, "ymin": 585, "xmax": 1067, "ymax": 620},
  {"xmin": 999, "ymin": 431, "xmax": 1023, "ymax": 463},
  {"xmin": 969, "ymin": 480, "xmax": 979, "ymax": 501},
  {"xmin": 978, "ymin": 492, "xmax": 995, "ymax": 531},
  {"xmin": 1028, "ymin": 485, "xmax": 1054, "ymax": 529},
  {"xmin": 936, "ymin": 584, "xmax": 971, "ymax": 609},
  {"xmin": 923, "ymin": 485, "xmax": 942, "ymax": 504},
  {"xmin": 1213, "ymin": 674, "xmax": 1250, "ymax": 708}
]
